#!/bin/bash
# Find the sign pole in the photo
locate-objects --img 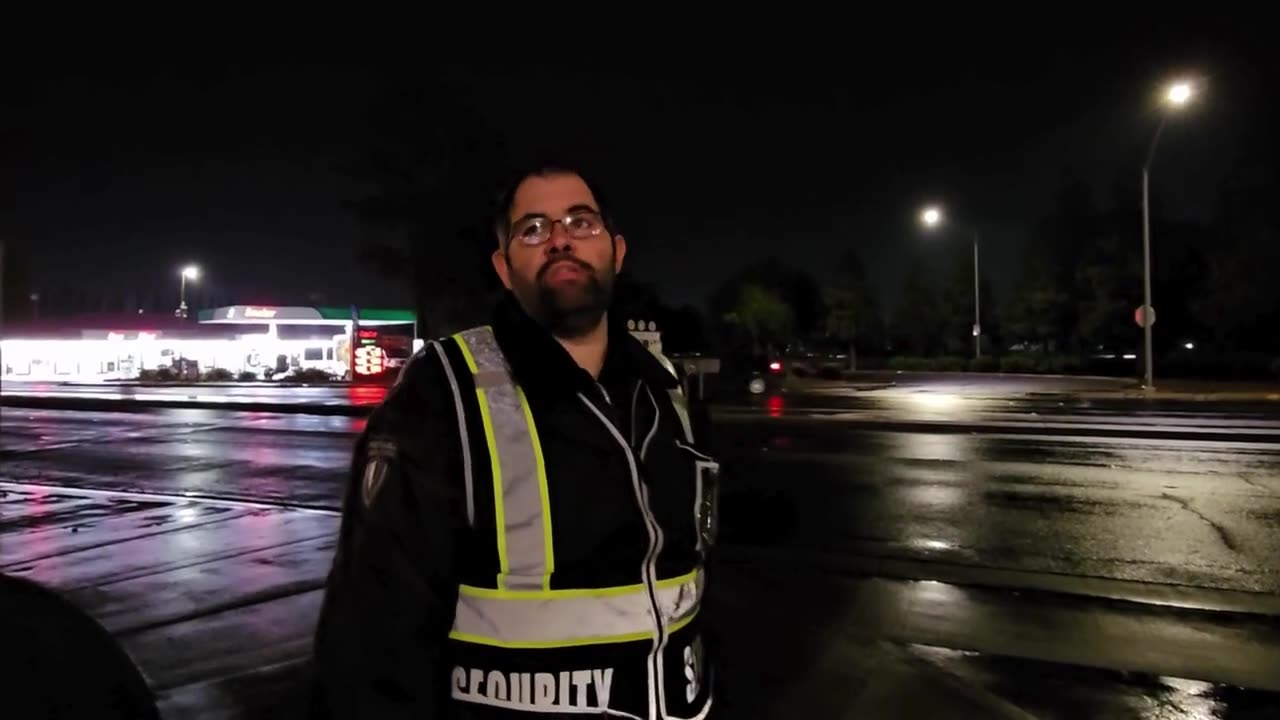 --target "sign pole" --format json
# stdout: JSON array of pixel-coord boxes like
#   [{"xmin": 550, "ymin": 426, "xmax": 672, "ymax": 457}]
[{"xmin": 350, "ymin": 305, "xmax": 359, "ymax": 382}]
